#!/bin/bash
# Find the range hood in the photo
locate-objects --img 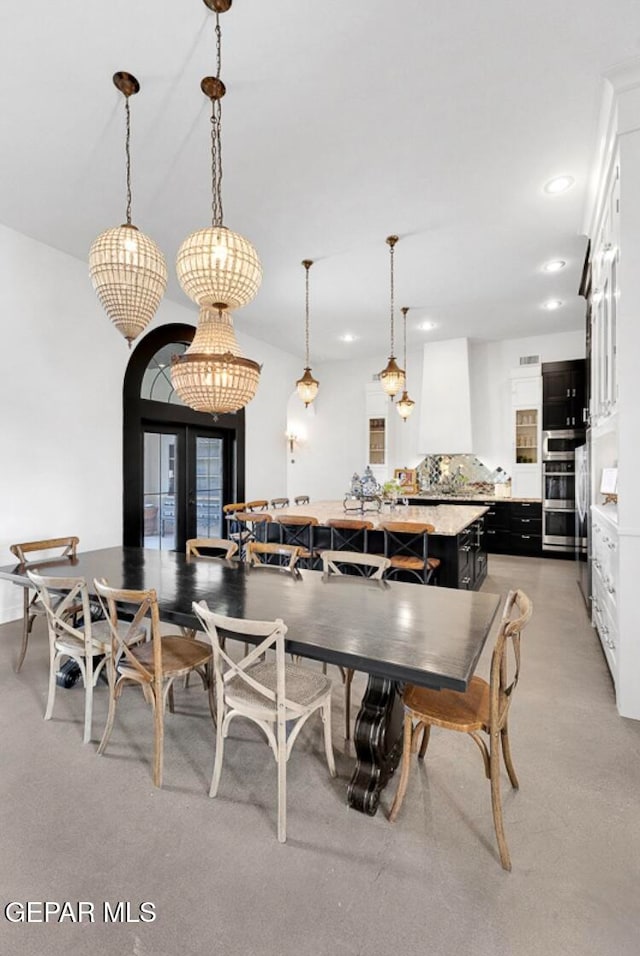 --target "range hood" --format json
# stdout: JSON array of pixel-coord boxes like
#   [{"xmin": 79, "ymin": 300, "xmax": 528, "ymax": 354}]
[{"xmin": 418, "ymin": 338, "xmax": 473, "ymax": 453}]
